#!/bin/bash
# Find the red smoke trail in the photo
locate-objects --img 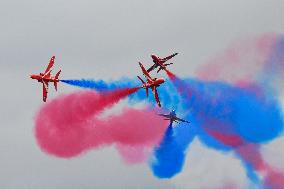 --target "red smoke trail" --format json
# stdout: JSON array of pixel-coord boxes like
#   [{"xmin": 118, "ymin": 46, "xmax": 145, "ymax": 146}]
[
  {"xmin": 263, "ymin": 168, "xmax": 284, "ymax": 189},
  {"xmin": 102, "ymin": 87, "xmax": 140, "ymax": 102},
  {"xmin": 116, "ymin": 144, "xmax": 153, "ymax": 164},
  {"xmin": 206, "ymin": 129, "xmax": 244, "ymax": 148},
  {"xmin": 35, "ymin": 88, "xmax": 168, "ymax": 162},
  {"xmin": 165, "ymin": 69, "xmax": 177, "ymax": 80},
  {"xmin": 165, "ymin": 69, "xmax": 194, "ymax": 101},
  {"xmin": 165, "ymin": 69, "xmax": 183, "ymax": 90},
  {"xmin": 206, "ymin": 129, "xmax": 284, "ymax": 189},
  {"xmin": 196, "ymin": 34, "xmax": 279, "ymax": 85},
  {"xmin": 237, "ymin": 145, "xmax": 284, "ymax": 189}
]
